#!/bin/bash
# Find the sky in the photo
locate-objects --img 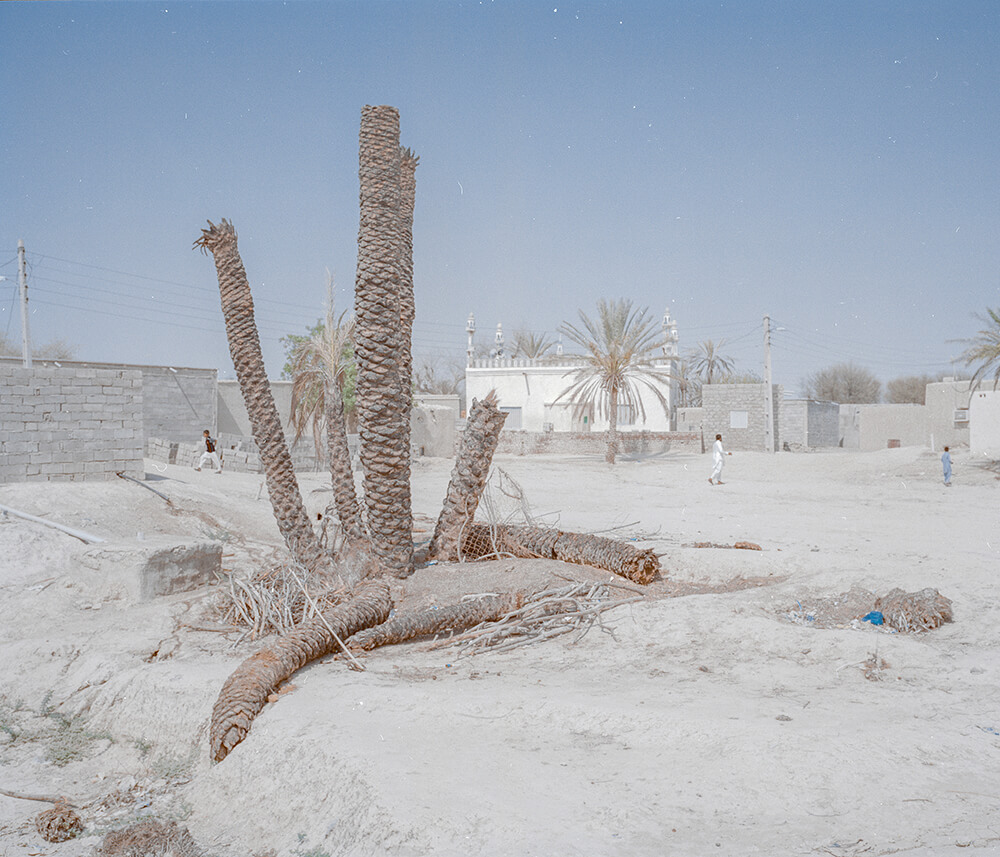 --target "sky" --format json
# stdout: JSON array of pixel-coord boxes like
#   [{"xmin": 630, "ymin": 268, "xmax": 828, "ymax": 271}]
[{"xmin": 2, "ymin": 1, "xmax": 998, "ymax": 395}]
